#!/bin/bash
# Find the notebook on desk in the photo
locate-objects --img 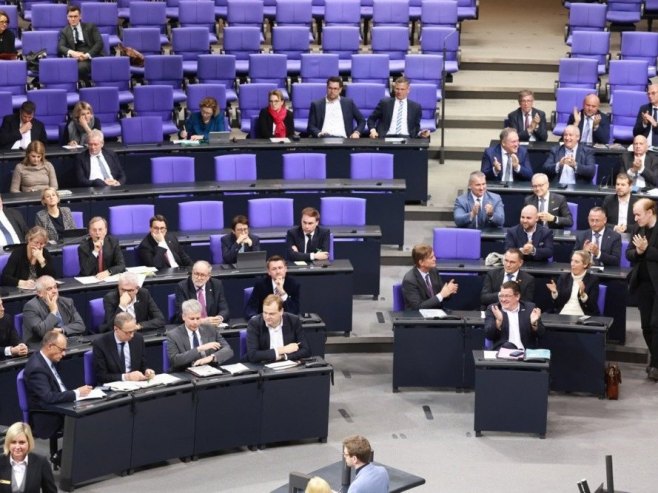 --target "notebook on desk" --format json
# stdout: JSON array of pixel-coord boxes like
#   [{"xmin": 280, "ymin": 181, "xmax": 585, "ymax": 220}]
[{"xmin": 235, "ymin": 250, "xmax": 267, "ymax": 270}]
